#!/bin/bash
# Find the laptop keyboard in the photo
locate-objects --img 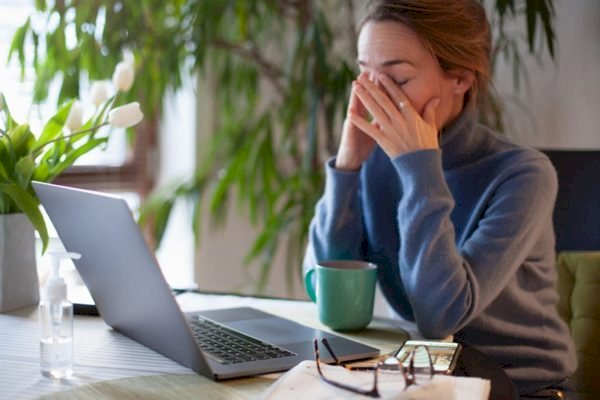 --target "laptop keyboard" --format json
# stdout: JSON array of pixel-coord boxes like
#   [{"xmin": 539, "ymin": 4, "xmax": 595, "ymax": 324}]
[{"xmin": 189, "ymin": 316, "xmax": 296, "ymax": 365}]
